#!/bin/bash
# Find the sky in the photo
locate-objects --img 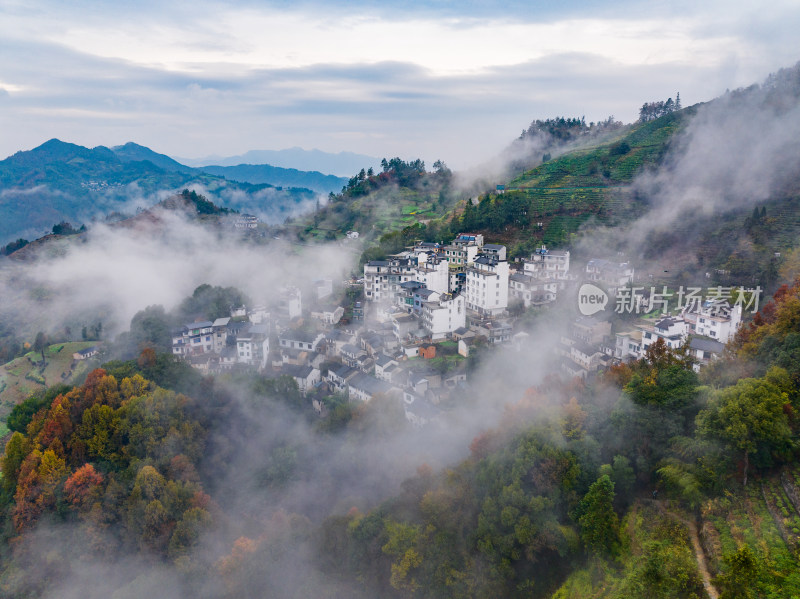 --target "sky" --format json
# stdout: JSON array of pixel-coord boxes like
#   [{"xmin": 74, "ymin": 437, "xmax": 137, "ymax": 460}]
[{"xmin": 0, "ymin": 0, "xmax": 798, "ymax": 170}]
